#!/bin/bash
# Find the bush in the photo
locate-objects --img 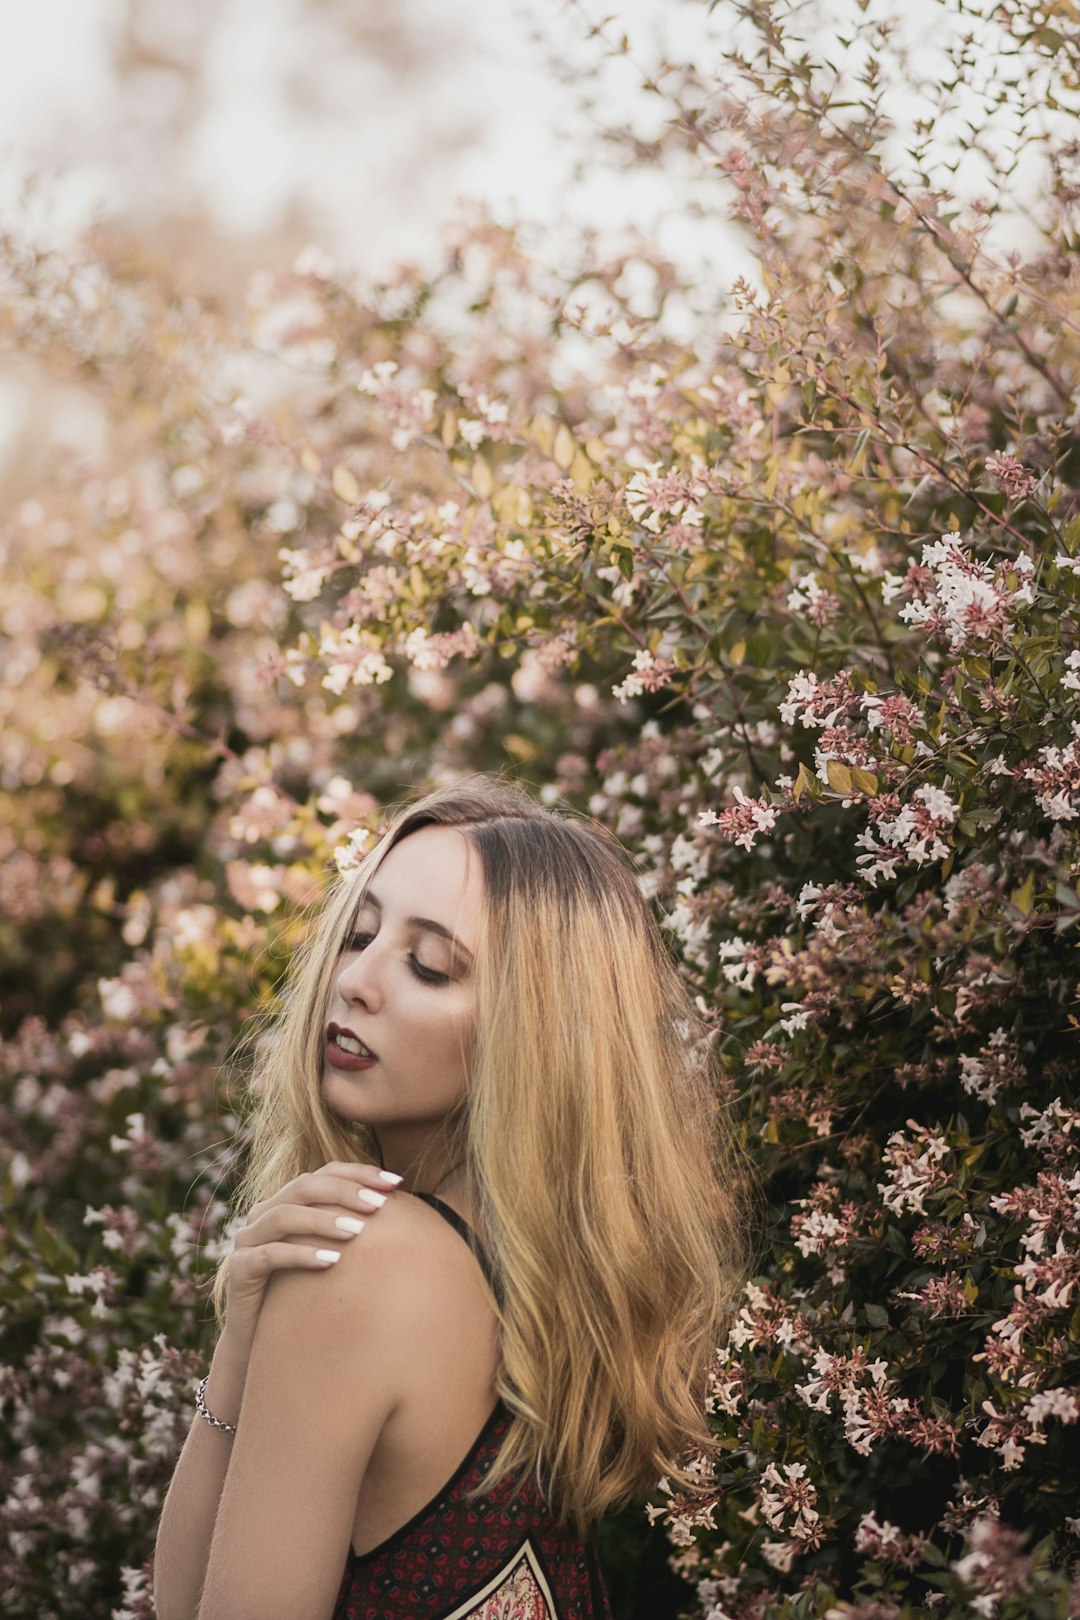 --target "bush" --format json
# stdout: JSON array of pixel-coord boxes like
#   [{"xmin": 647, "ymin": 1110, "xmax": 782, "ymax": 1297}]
[{"xmin": 1, "ymin": 2, "xmax": 1079, "ymax": 1615}]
